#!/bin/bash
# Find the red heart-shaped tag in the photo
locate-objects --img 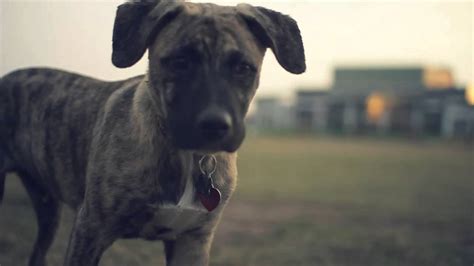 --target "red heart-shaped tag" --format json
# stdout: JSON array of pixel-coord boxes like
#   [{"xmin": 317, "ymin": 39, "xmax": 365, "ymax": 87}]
[{"xmin": 198, "ymin": 187, "xmax": 221, "ymax": 212}]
